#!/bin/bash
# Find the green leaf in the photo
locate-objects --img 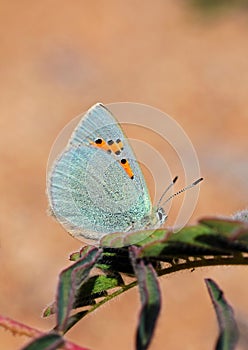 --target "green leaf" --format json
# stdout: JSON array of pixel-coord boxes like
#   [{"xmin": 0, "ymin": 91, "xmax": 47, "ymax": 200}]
[
  {"xmin": 231, "ymin": 226, "xmax": 248, "ymax": 244},
  {"xmin": 69, "ymin": 251, "xmax": 82, "ymax": 261},
  {"xmin": 21, "ymin": 333, "xmax": 64, "ymax": 350},
  {"xmin": 200, "ymin": 217, "xmax": 248, "ymax": 243},
  {"xmin": 100, "ymin": 230, "xmax": 154, "ymax": 248},
  {"xmin": 137, "ymin": 226, "xmax": 230, "ymax": 260},
  {"xmin": 199, "ymin": 218, "xmax": 248, "ymax": 253},
  {"xmin": 205, "ymin": 278, "xmax": 239, "ymax": 350},
  {"xmin": 100, "ymin": 218, "xmax": 248, "ymax": 258},
  {"xmin": 74, "ymin": 274, "xmax": 123, "ymax": 309},
  {"xmin": 130, "ymin": 246, "xmax": 161, "ymax": 350},
  {"xmin": 44, "ymin": 268, "xmax": 124, "ymax": 318},
  {"xmin": 69, "ymin": 246, "xmax": 97, "ymax": 261},
  {"xmin": 80, "ymin": 274, "xmax": 123, "ymax": 294},
  {"xmin": 200, "ymin": 217, "xmax": 245, "ymax": 236},
  {"xmin": 43, "ymin": 304, "xmax": 55, "ymax": 317},
  {"xmin": 97, "ymin": 248, "xmax": 134, "ymax": 274},
  {"xmin": 56, "ymin": 246, "xmax": 102, "ymax": 332}
]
